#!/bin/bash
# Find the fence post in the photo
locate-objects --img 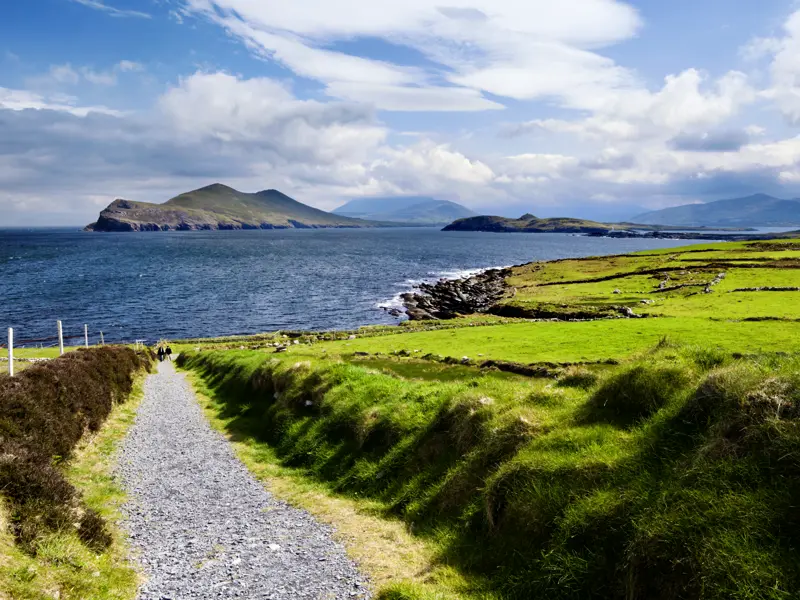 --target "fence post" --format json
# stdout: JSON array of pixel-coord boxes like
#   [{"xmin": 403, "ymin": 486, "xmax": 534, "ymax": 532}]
[
  {"xmin": 7, "ymin": 328, "xmax": 13, "ymax": 378},
  {"xmin": 57, "ymin": 320, "xmax": 64, "ymax": 355},
  {"xmin": 84, "ymin": 324, "xmax": 88, "ymax": 348},
  {"xmin": 100, "ymin": 332, "xmax": 105, "ymax": 346}
]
